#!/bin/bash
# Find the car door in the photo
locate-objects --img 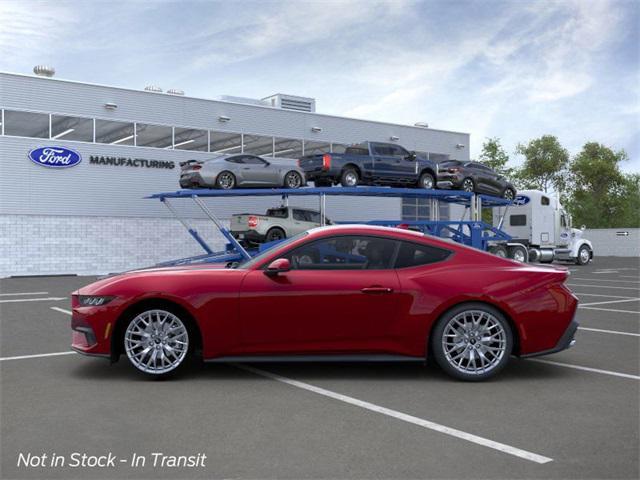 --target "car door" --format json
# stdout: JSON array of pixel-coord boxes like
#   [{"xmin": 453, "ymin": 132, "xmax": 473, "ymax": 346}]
[
  {"xmin": 371, "ymin": 143, "xmax": 396, "ymax": 181},
  {"xmin": 290, "ymin": 209, "xmax": 311, "ymax": 235},
  {"xmin": 239, "ymin": 155, "xmax": 274, "ymax": 185},
  {"xmin": 389, "ymin": 144, "xmax": 417, "ymax": 182},
  {"xmin": 237, "ymin": 235, "xmax": 402, "ymax": 355}
]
